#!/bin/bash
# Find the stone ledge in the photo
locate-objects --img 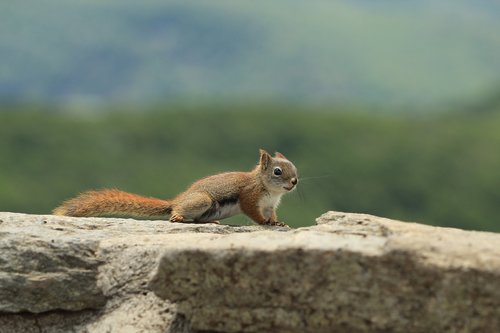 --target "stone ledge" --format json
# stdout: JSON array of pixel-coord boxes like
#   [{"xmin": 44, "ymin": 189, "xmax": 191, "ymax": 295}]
[{"xmin": 1, "ymin": 211, "xmax": 499, "ymax": 332}]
